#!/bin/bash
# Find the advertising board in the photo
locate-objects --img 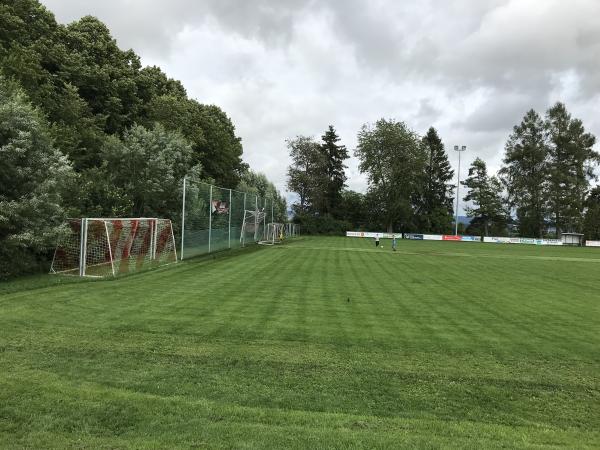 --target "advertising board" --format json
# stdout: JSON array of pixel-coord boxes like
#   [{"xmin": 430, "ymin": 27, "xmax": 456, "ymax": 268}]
[
  {"xmin": 403, "ymin": 233, "xmax": 423, "ymax": 240},
  {"xmin": 346, "ymin": 231, "xmax": 400, "ymax": 239},
  {"xmin": 483, "ymin": 236, "xmax": 562, "ymax": 246}
]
